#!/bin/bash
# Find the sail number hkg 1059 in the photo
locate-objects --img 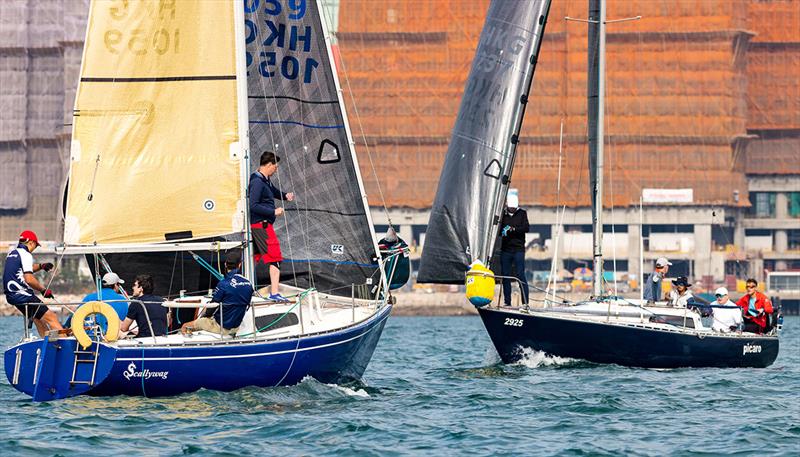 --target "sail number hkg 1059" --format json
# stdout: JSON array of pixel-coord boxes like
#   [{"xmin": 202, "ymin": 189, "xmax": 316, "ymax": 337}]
[
  {"xmin": 245, "ymin": 0, "xmax": 320, "ymax": 84},
  {"xmin": 103, "ymin": 0, "xmax": 180, "ymax": 56}
]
